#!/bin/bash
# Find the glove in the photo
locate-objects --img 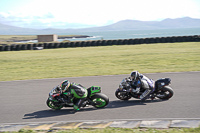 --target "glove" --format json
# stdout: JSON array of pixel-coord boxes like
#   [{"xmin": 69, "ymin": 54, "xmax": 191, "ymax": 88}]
[
  {"xmin": 57, "ymin": 96, "xmax": 65, "ymax": 103},
  {"xmin": 128, "ymin": 88, "xmax": 136, "ymax": 93},
  {"xmin": 66, "ymin": 92, "xmax": 71, "ymax": 96},
  {"xmin": 135, "ymin": 87, "xmax": 140, "ymax": 94}
]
